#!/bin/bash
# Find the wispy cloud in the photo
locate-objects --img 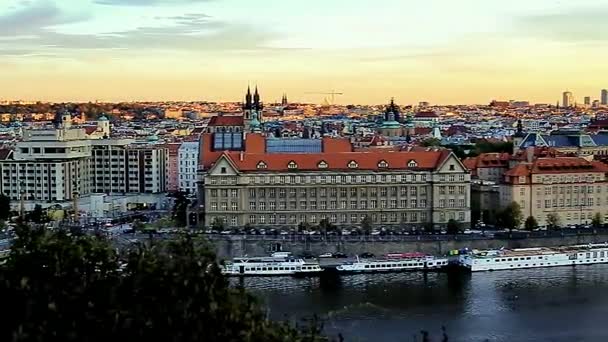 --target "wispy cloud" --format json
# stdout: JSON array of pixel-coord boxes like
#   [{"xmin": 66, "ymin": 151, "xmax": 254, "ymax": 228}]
[
  {"xmin": 94, "ymin": 0, "xmax": 213, "ymax": 6},
  {"xmin": 516, "ymin": 8, "xmax": 608, "ymax": 43},
  {"xmin": 0, "ymin": 1, "xmax": 89, "ymax": 36}
]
